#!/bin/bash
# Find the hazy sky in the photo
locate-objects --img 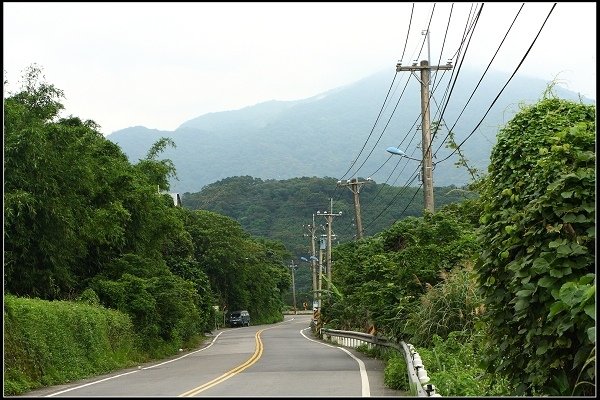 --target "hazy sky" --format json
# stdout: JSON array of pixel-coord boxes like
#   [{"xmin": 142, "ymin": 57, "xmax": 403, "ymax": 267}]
[{"xmin": 3, "ymin": 2, "xmax": 596, "ymax": 135}]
